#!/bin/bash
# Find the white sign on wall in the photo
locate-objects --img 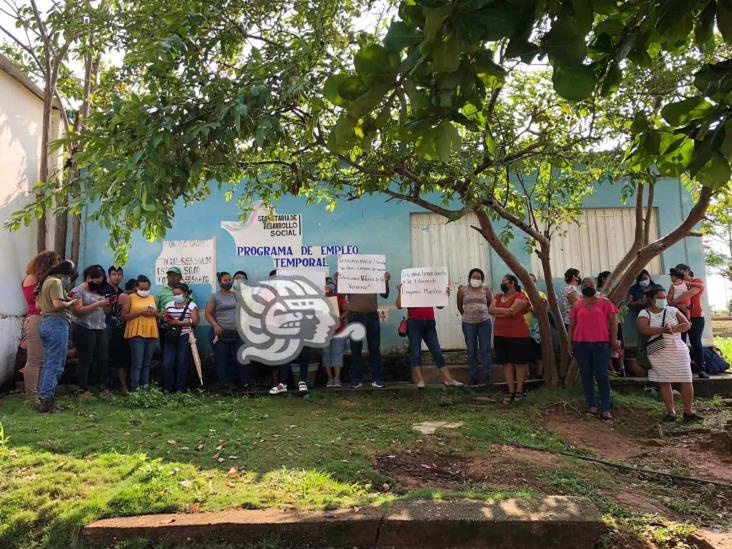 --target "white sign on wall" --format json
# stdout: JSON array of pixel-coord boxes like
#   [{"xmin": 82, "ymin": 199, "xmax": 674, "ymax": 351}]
[
  {"xmin": 337, "ymin": 254, "xmax": 386, "ymax": 294},
  {"xmin": 400, "ymin": 267, "xmax": 449, "ymax": 308},
  {"xmin": 221, "ymin": 204, "xmax": 303, "ymax": 257},
  {"xmin": 155, "ymin": 238, "xmax": 216, "ymax": 287}
]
